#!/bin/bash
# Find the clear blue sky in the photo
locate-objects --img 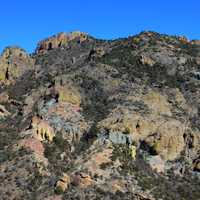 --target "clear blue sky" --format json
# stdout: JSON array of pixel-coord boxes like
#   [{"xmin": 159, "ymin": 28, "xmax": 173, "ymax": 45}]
[{"xmin": 0, "ymin": 0, "xmax": 200, "ymax": 53}]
